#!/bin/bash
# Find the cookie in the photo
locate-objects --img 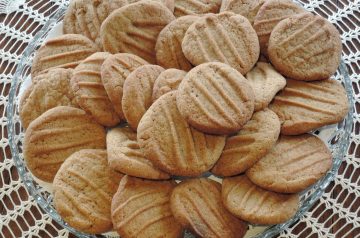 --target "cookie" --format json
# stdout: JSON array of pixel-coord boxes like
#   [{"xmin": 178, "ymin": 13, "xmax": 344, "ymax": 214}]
[
  {"xmin": 101, "ymin": 53, "xmax": 149, "ymax": 120},
  {"xmin": 107, "ymin": 127, "xmax": 170, "ymax": 180},
  {"xmin": 269, "ymin": 78, "xmax": 349, "ymax": 135},
  {"xmin": 152, "ymin": 68, "xmax": 186, "ymax": 102},
  {"xmin": 111, "ymin": 176, "xmax": 183, "ymax": 238},
  {"xmin": 115, "ymin": 0, "xmax": 175, "ymax": 12},
  {"xmin": 24, "ymin": 106, "xmax": 106, "ymax": 182},
  {"xmin": 246, "ymin": 134, "xmax": 333, "ymax": 193},
  {"xmin": 253, "ymin": 0, "xmax": 305, "ymax": 56},
  {"xmin": 20, "ymin": 68, "xmax": 77, "ymax": 129},
  {"xmin": 174, "ymin": 0, "xmax": 221, "ymax": 17},
  {"xmin": 170, "ymin": 178, "xmax": 248, "ymax": 238},
  {"xmin": 53, "ymin": 149, "xmax": 122, "ymax": 234},
  {"xmin": 245, "ymin": 62, "xmax": 286, "ymax": 111},
  {"xmin": 137, "ymin": 92, "xmax": 226, "ymax": 176},
  {"xmin": 211, "ymin": 109, "xmax": 280, "ymax": 176},
  {"xmin": 155, "ymin": 15, "xmax": 200, "ymax": 71},
  {"xmin": 63, "ymin": 0, "xmax": 125, "ymax": 47},
  {"xmin": 31, "ymin": 34, "xmax": 99, "ymax": 77},
  {"xmin": 176, "ymin": 62, "xmax": 255, "ymax": 135},
  {"xmin": 100, "ymin": 1, "xmax": 175, "ymax": 64},
  {"xmin": 122, "ymin": 65, "xmax": 165, "ymax": 130},
  {"xmin": 182, "ymin": 12, "xmax": 259, "ymax": 75},
  {"xmin": 268, "ymin": 13, "xmax": 342, "ymax": 81},
  {"xmin": 220, "ymin": 0, "xmax": 265, "ymax": 24},
  {"xmin": 222, "ymin": 175, "xmax": 299, "ymax": 225},
  {"xmin": 71, "ymin": 52, "xmax": 120, "ymax": 127}
]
